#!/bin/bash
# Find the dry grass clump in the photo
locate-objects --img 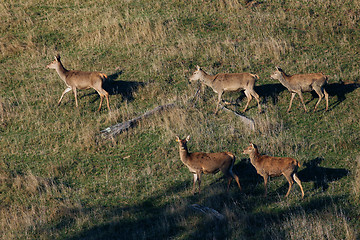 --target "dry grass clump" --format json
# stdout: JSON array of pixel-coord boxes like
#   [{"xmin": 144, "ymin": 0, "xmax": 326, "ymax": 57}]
[
  {"xmin": 352, "ymin": 155, "xmax": 360, "ymax": 200},
  {"xmin": 0, "ymin": 165, "xmax": 81, "ymax": 240},
  {"xmin": 271, "ymin": 208, "xmax": 357, "ymax": 240},
  {"xmin": 250, "ymin": 37, "xmax": 292, "ymax": 62},
  {"xmin": 254, "ymin": 110, "xmax": 284, "ymax": 137},
  {"xmin": 0, "ymin": 96, "xmax": 11, "ymax": 129},
  {"xmin": 251, "ymin": 110, "xmax": 304, "ymax": 158}
]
